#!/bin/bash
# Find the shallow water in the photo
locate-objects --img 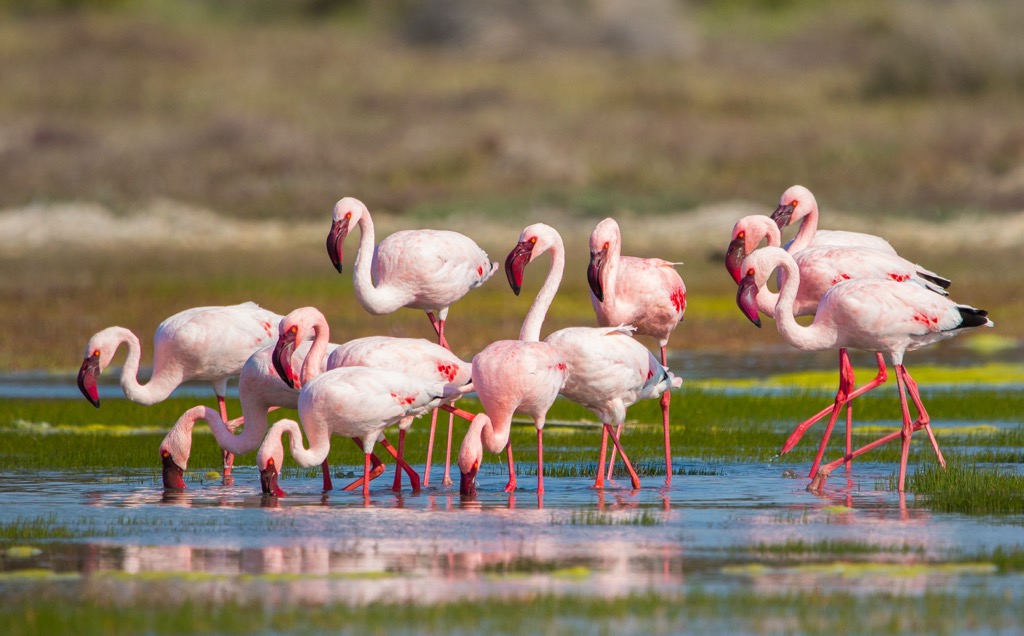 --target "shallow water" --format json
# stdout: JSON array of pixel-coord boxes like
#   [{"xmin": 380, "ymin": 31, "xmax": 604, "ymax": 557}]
[{"xmin": 3, "ymin": 457, "xmax": 1023, "ymax": 606}]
